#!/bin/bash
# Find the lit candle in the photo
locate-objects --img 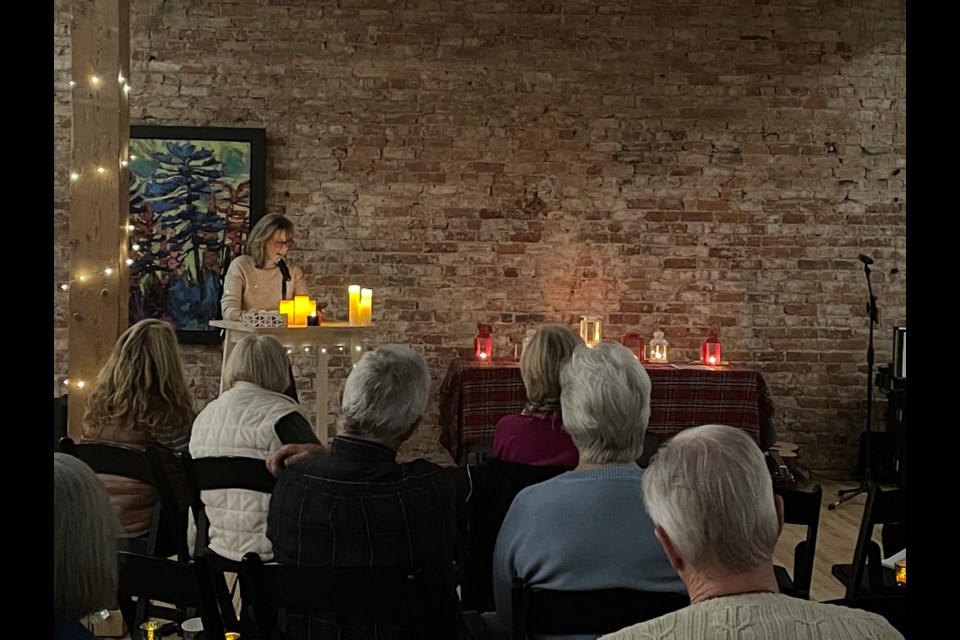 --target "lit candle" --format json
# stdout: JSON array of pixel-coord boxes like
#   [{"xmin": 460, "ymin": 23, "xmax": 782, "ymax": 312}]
[
  {"xmin": 279, "ymin": 296, "xmax": 316, "ymax": 328},
  {"xmin": 359, "ymin": 288, "xmax": 373, "ymax": 326},
  {"xmin": 348, "ymin": 285, "xmax": 361, "ymax": 326}
]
